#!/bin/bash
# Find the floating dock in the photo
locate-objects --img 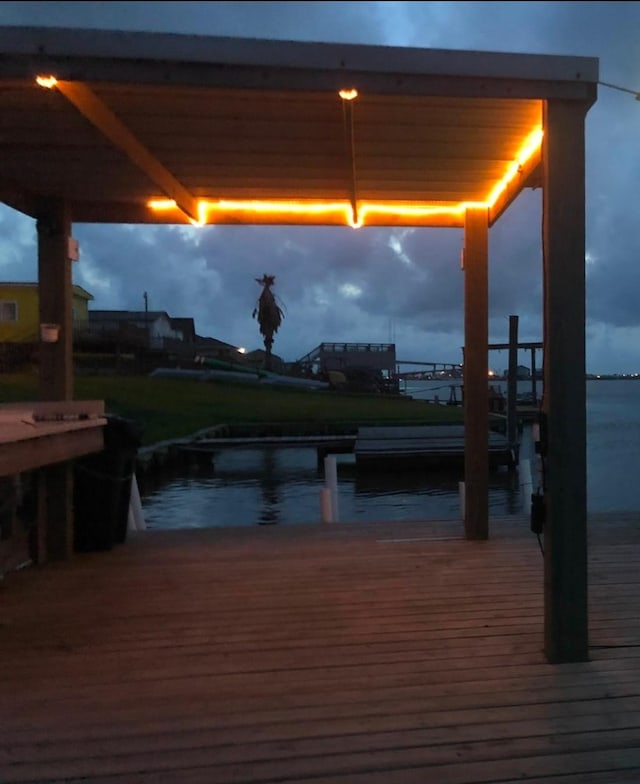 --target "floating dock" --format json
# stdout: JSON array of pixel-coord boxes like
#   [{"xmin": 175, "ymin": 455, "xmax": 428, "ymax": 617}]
[
  {"xmin": 145, "ymin": 423, "xmax": 516, "ymax": 475},
  {"xmin": 175, "ymin": 434, "xmax": 356, "ymax": 465},
  {"xmin": 355, "ymin": 424, "xmax": 515, "ymax": 471}
]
